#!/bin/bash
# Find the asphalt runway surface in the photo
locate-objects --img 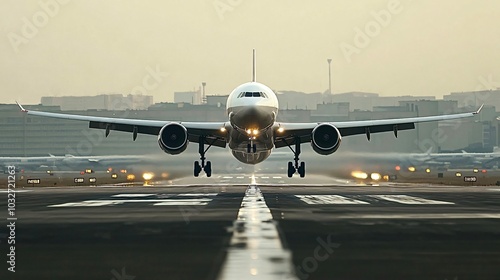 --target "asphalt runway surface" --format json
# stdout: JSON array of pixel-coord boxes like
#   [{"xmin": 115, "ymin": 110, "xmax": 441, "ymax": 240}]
[{"xmin": 1, "ymin": 174, "xmax": 500, "ymax": 280}]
